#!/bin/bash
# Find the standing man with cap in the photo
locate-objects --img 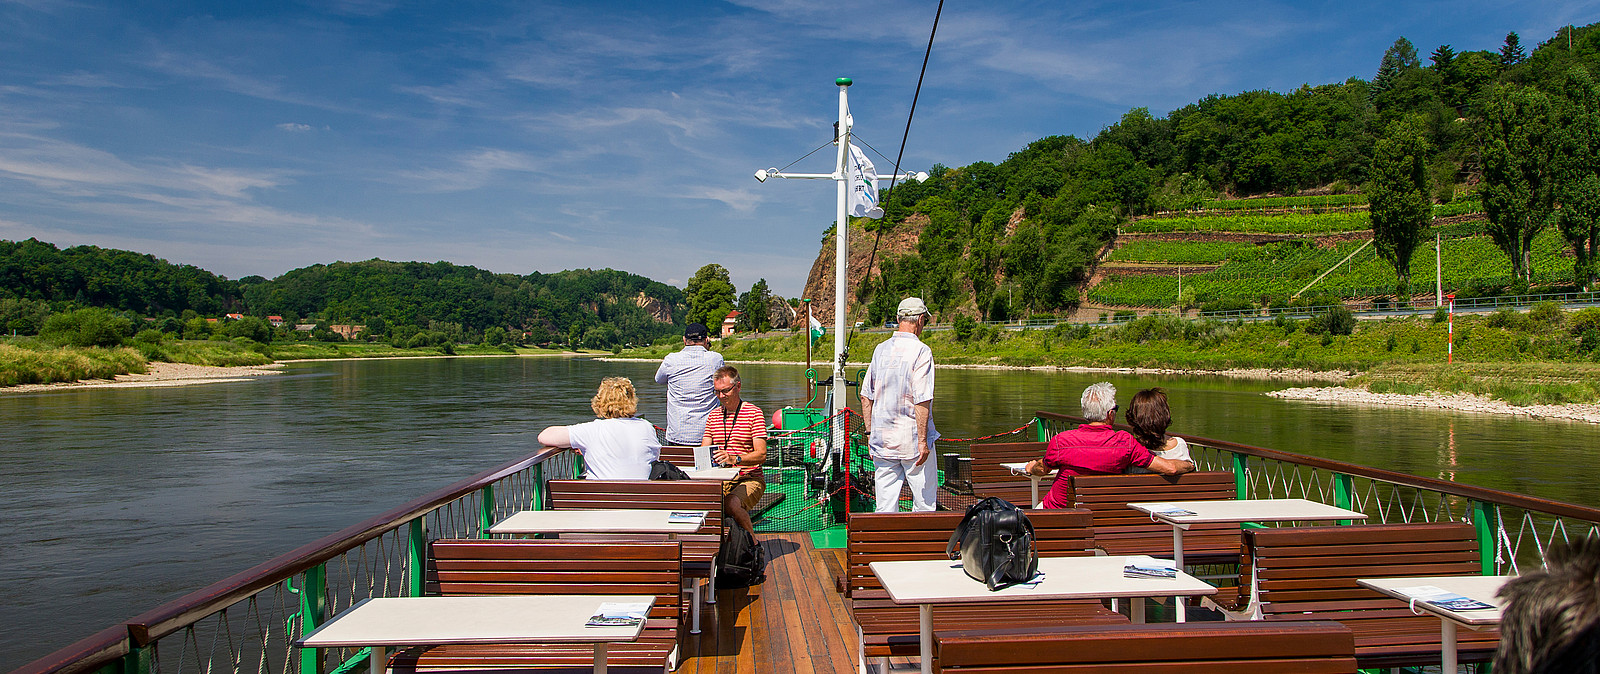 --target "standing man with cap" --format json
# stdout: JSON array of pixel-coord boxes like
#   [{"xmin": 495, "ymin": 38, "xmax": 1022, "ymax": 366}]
[
  {"xmin": 860, "ymin": 297, "xmax": 939, "ymax": 512},
  {"xmin": 655, "ymin": 322, "xmax": 724, "ymax": 447}
]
